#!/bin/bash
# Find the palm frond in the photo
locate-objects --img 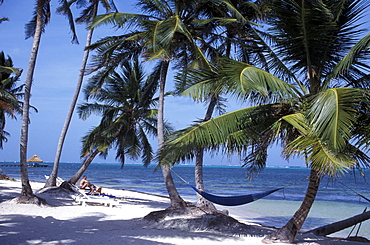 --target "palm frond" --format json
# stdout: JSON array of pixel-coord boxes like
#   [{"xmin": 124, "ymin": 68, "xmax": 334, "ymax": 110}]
[
  {"xmin": 79, "ymin": 59, "xmax": 159, "ymax": 166},
  {"xmin": 25, "ymin": 0, "xmax": 51, "ymax": 39},
  {"xmin": 285, "ymin": 135, "xmax": 355, "ymax": 176},
  {"xmin": 161, "ymin": 103, "xmax": 289, "ymax": 164},
  {"xmin": 218, "ymin": 59, "xmax": 298, "ymax": 103},
  {"xmin": 0, "ymin": 18, "xmax": 8, "ymax": 23},
  {"xmin": 175, "ymin": 67, "xmax": 220, "ymax": 102},
  {"xmin": 91, "ymin": 12, "xmax": 146, "ymax": 29},
  {"xmin": 0, "ymin": 66, "xmax": 22, "ymax": 76},
  {"xmin": 265, "ymin": 0, "xmax": 369, "ymax": 82},
  {"xmin": 279, "ymin": 113, "xmax": 309, "ymax": 135},
  {"xmin": 309, "ymin": 87, "xmax": 362, "ymax": 152},
  {"xmin": 56, "ymin": 0, "xmax": 79, "ymax": 44},
  {"xmin": 331, "ymin": 33, "xmax": 370, "ymax": 81}
]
